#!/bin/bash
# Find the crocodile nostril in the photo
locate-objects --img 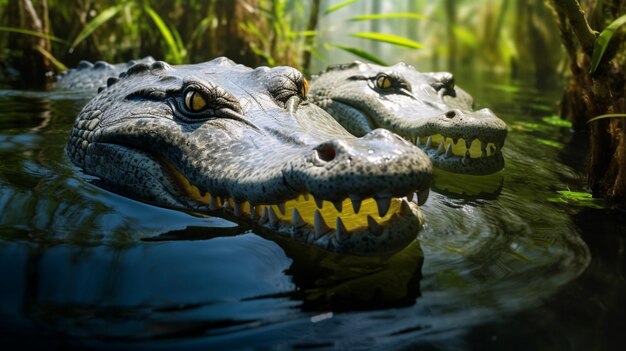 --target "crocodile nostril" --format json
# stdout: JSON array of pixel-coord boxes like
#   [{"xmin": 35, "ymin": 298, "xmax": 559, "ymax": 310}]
[
  {"xmin": 315, "ymin": 144, "xmax": 336, "ymax": 162},
  {"xmin": 445, "ymin": 111, "xmax": 456, "ymax": 118}
]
